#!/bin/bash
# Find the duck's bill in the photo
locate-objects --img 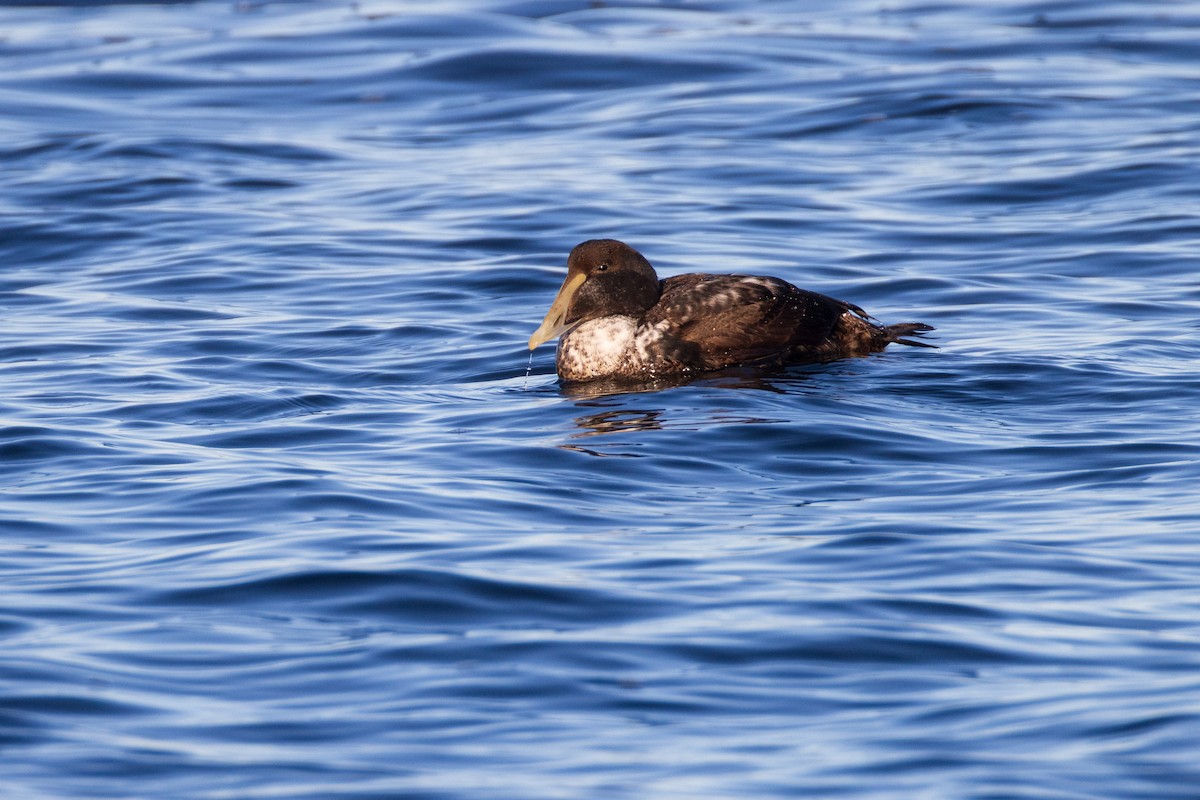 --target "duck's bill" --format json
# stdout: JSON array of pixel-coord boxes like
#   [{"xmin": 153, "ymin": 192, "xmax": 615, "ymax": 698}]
[{"xmin": 528, "ymin": 272, "xmax": 586, "ymax": 350}]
